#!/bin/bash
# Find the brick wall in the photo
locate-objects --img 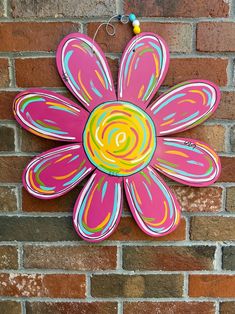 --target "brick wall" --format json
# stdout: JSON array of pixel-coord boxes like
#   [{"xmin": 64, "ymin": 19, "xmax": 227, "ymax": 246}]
[{"xmin": 0, "ymin": 0, "xmax": 234, "ymax": 313}]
